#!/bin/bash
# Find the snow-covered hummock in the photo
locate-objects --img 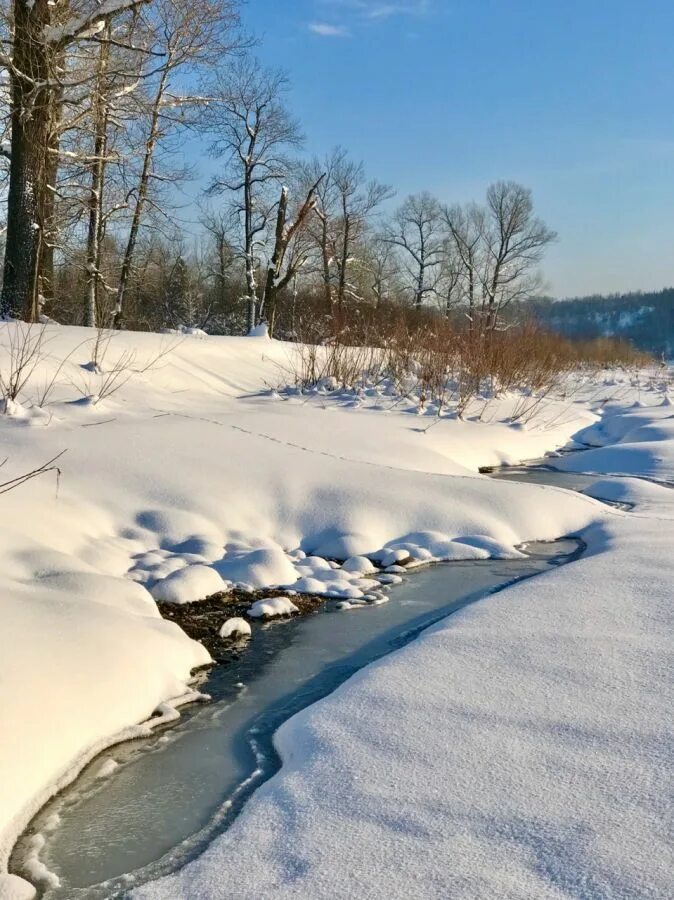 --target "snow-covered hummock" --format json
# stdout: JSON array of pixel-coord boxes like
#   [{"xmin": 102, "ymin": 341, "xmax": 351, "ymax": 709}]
[
  {"xmin": 559, "ymin": 399, "xmax": 674, "ymax": 482},
  {"xmin": 339, "ymin": 555, "xmax": 377, "ymax": 575},
  {"xmin": 150, "ymin": 565, "xmax": 227, "ymax": 604},
  {"xmin": 247, "ymin": 597, "xmax": 299, "ymax": 619},
  {"xmin": 0, "ymin": 323, "xmax": 658, "ymax": 893},
  {"xmin": 136, "ymin": 396, "xmax": 674, "ymax": 900},
  {"xmin": 218, "ymin": 618, "xmax": 252, "ymax": 639}
]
